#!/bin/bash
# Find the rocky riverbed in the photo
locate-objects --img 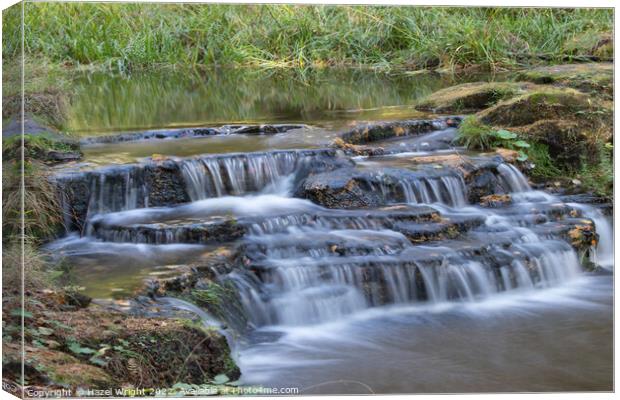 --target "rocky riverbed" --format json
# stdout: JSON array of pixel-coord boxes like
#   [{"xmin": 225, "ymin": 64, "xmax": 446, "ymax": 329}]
[{"xmin": 4, "ymin": 63, "xmax": 613, "ymax": 394}]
